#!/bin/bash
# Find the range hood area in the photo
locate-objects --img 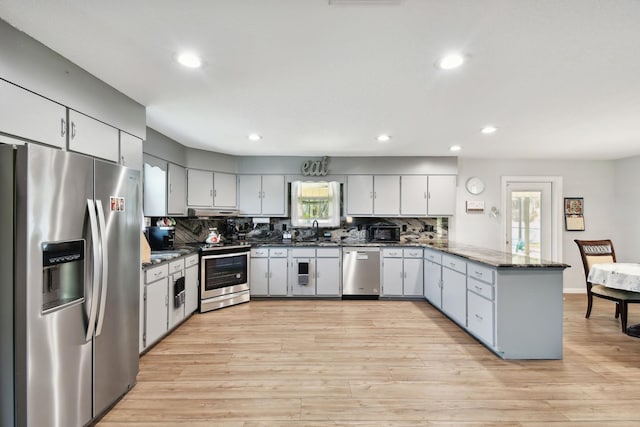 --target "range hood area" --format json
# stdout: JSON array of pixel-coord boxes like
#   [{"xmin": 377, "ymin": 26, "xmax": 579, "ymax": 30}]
[{"xmin": 187, "ymin": 208, "xmax": 239, "ymax": 218}]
